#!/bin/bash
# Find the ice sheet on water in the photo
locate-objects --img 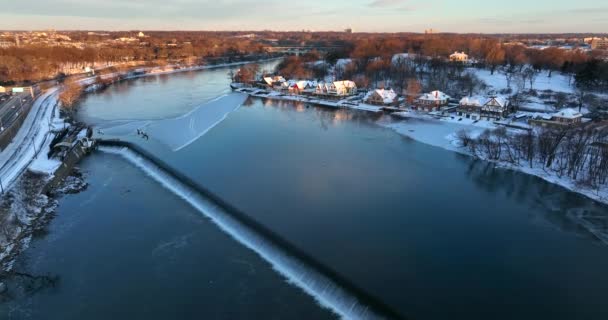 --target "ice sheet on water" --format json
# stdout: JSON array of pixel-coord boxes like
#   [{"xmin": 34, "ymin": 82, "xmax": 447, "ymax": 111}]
[
  {"xmin": 145, "ymin": 93, "xmax": 247, "ymax": 151},
  {"xmin": 93, "ymin": 93, "xmax": 248, "ymax": 151},
  {"xmin": 96, "ymin": 120, "xmax": 150, "ymax": 136}
]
